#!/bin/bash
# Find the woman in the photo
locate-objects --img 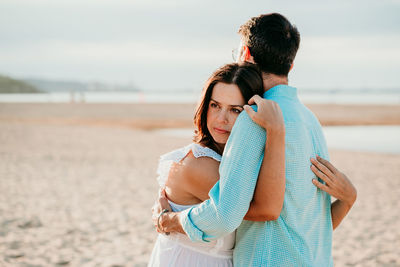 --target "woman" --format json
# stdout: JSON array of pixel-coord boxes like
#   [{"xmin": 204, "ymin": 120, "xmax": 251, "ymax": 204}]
[{"xmin": 149, "ymin": 63, "xmax": 356, "ymax": 266}]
